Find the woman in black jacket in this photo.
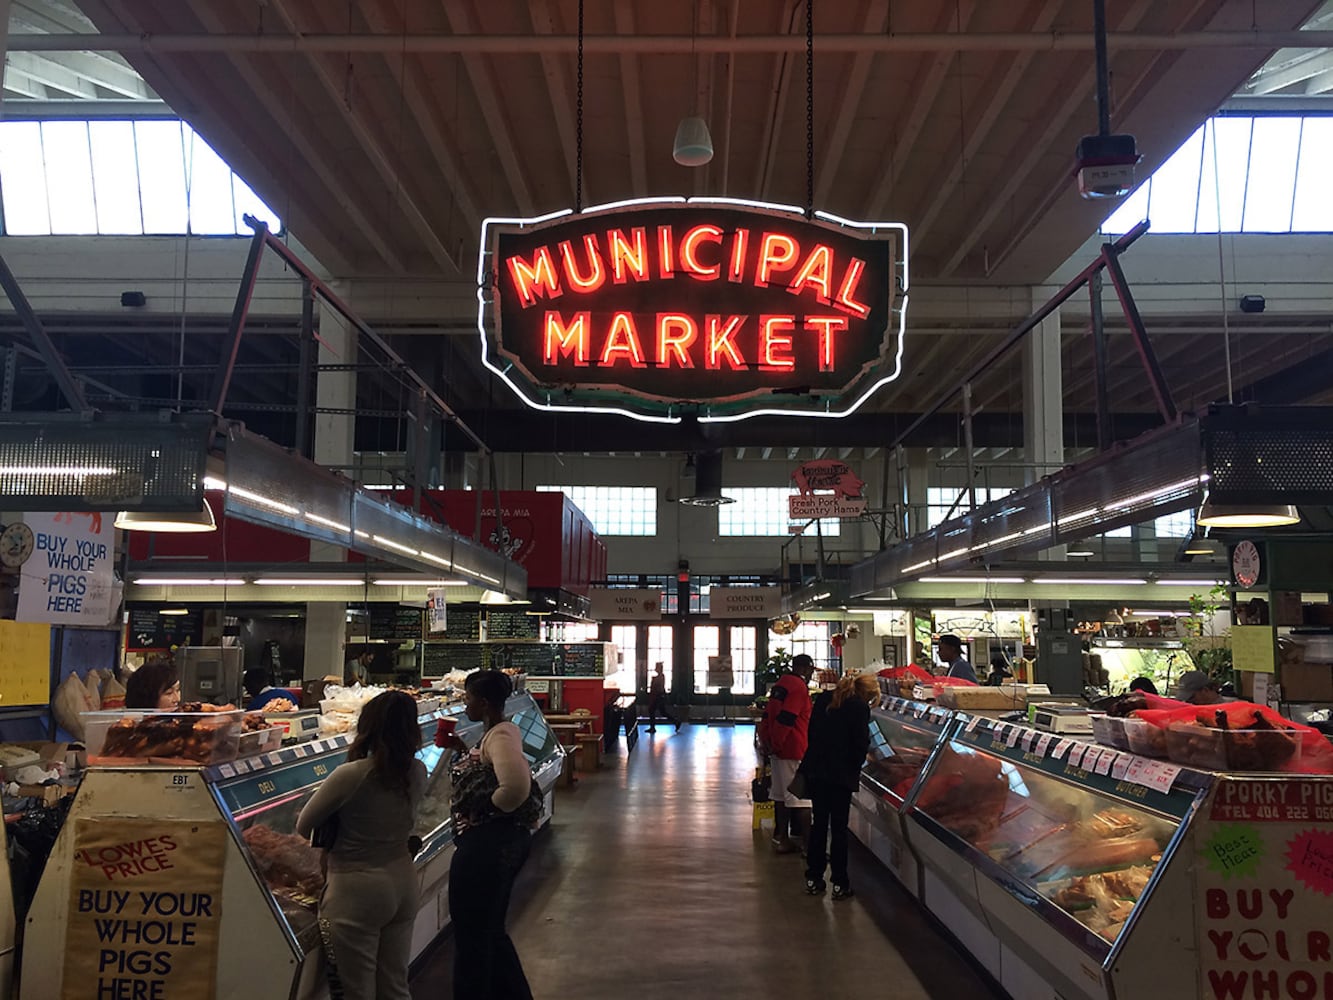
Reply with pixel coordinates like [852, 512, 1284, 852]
[801, 673, 879, 900]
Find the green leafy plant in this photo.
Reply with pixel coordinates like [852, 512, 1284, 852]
[1187, 583, 1234, 686]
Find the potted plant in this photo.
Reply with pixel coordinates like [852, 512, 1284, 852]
[1187, 583, 1234, 689]
[751, 646, 792, 715]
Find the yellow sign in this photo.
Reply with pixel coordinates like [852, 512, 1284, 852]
[64, 818, 226, 1000]
[0, 619, 52, 706]
[1230, 625, 1276, 674]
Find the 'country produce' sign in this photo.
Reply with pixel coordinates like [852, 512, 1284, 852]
[479, 199, 908, 422]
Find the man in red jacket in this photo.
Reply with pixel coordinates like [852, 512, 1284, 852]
[760, 653, 815, 854]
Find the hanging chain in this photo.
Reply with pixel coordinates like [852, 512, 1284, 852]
[805, 0, 815, 218]
[575, 0, 585, 213]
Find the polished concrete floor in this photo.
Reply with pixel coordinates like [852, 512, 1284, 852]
[411, 722, 1006, 999]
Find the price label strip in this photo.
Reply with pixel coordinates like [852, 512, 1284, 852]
[1005, 726, 1022, 748]
[964, 716, 981, 733]
[1035, 733, 1054, 756]
[1110, 752, 1131, 780]
[1052, 739, 1073, 760]
[1094, 748, 1115, 776]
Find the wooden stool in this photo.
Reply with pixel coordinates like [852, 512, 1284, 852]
[576, 732, 602, 770]
[560, 748, 579, 787]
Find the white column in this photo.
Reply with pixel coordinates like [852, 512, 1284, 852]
[1025, 303, 1064, 561]
[307, 283, 357, 678]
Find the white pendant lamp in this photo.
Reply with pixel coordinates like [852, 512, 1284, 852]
[114, 504, 217, 533]
[672, 116, 714, 167]
[1196, 497, 1300, 529]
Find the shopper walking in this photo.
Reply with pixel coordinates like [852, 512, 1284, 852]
[445, 669, 541, 1000]
[802, 673, 878, 900]
[296, 690, 426, 1000]
[645, 661, 681, 733]
[761, 653, 815, 854]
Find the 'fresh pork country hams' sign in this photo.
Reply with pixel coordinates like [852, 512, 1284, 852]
[479, 199, 907, 422]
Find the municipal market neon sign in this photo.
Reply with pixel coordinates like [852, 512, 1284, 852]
[477, 198, 908, 423]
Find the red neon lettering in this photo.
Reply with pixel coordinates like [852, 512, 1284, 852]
[756, 233, 799, 287]
[542, 312, 590, 366]
[557, 235, 606, 293]
[656, 314, 697, 368]
[600, 312, 647, 368]
[680, 225, 724, 281]
[805, 316, 849, 372]
[506, 247, 562, 308]
[759, 315, 796, 370]
[833, 257, 872, 318]
[657, 226, 675, 279]
[705, 315, 747, 370]
[608, 228, 649, 283]
[788, 244, 834, 303]
[728, 229, 749, 283]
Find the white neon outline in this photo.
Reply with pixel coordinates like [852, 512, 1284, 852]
[477, 196, 910, 424]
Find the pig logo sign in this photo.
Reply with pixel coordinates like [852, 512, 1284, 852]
[792, 460, 865, 499]
[479, 197, 908, 424]
[788, 460, 867, 520]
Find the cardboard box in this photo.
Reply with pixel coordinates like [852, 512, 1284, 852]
[1281, 661, 1333, 703]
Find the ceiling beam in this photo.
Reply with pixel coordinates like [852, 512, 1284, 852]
[910, 0, 1063, 245]
[755, 0, 802, 199]
[4, 51, 100, 98]
[3, 67, 51, 99]
[814, 0, 888, 206]
[443, 0, 536, 217]
[1249, 48, 1333, 94]
[865, 0, 978, 220]
[267, 0, 458, 273]
[612, 1, 648, 194]
[528, 0, 586, 208]
[942, 0, 1155, 277]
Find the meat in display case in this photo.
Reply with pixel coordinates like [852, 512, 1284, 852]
[20, 692, 564, 1000]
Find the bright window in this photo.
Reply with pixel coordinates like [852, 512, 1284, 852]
[717, 486, 841, 536]
[779, 620, 833, 676]
[692, 625, 721, 695]
[0, 119, 281, 236]
[1103, 115, 1333, 236]
[926, 487, 1014, 528]
[729, 625, 758, 695]
[1153, 510, 1193, 538]
[608, 624, 637, 694]
[537, 486, 657, 536]
[647, 625, 674, 692]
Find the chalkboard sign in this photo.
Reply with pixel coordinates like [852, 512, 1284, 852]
[445, 608, 482, 642]
[368, 605, 423, 642]
[485, 609, 541, 641]
[422, 643, 486, 676]
[503, 642, 605, 677]
[127, 606, 203, 651]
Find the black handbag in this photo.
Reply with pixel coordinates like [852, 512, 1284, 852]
[786, 768, 809, 800]
[309, 814, 339, 850]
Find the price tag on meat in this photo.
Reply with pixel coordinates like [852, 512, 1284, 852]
[1094, 748, 1115, 776]
[1052, 739, 1073, 760]
[1111, 753, 1131, 780]
[1144, 760, 1182, 794]
[1035, 733, 1053, 756]
[1005, 726, 1022, 748]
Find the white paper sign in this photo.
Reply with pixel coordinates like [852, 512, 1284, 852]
[706, 655, 734, 688]
[708, 586, 782, 619]
[589, 588, 663, 621]
[1035, 733, 1054, 756]
[17, 511, 117, 626]
[427, 588, 448, 633]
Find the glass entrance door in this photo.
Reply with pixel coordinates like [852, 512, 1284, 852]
[688, 622, 762, 700]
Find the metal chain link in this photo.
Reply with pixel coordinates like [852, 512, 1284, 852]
[576, 0, 585, 213]
[805, 0, 814, 218]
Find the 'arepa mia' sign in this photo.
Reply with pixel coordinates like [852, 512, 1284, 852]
[478, 198, 908, 424]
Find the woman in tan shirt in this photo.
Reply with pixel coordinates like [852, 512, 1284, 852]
[446, 669, 538, 999]
[296, 690, 425, 999]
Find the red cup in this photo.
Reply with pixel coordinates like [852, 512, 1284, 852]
[434, 717, 458, 748]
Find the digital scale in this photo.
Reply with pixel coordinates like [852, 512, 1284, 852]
[266, 711, 322, 743]
[1029, 703, 1097, 734]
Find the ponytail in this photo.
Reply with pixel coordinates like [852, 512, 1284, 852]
[830, 673, 879, 710]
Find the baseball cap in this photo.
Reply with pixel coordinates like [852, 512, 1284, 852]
[1175, 670, 1215, 699]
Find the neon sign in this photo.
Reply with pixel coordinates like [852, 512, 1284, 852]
[478, 198, 908, 423]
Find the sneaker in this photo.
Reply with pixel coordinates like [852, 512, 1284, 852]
[805, 878, 827, 895]
[674, 721, 682, 732]
[831, 884, 855, 901]
[771, 837, 800, 855]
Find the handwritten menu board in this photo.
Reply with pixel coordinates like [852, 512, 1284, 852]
[422, 643, 485, 676]
[503, 642, 606, 677]
[444, 608, 482, 642]
[485, 609, 541, 641]
[368, 605, 423, 641]
[126, 607, 204, 651]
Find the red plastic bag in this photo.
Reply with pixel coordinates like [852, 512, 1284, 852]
[1133, 701, 1333, 775]
[878, 664, 933, 683]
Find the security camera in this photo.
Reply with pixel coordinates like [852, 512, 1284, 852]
[1074, 133, 1141, 200]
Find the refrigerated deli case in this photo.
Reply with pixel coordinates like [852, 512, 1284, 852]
[20, 693, 562, 1000]
[853, 699, 1333, 1000]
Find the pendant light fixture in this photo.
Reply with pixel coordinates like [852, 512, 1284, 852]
[1196, 497, 1300, 529]
[678, 450, 734, 506]
[672, 1, 714, 167]
[114, 503, 217, 533]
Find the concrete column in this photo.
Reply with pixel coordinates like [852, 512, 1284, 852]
[1024, 302, 1064, 561]
[308, 282, 357, 674]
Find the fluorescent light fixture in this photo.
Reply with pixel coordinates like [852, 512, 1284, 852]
[1197, 498, 1300, 528]
[1066, 549, 1096, 557]
[304, 512, 352, 533]
[115, 506, 217, 533]
[0, 465, 116, 476]
[373, 534, 419, 557]
[205, 476, 299, 516]
[132, 577, 244, 586]
[1154, 579, 1225, 587]
[1105, 476, 1206, 512]
[371, 579, 468, 587]
[254, 578, 369, 587]
[1129, 609, 1191, 617]
[158, 608, 190, 616]
[480, 589, 514, 605]
[917, 576, 1026, 585]
[1184, 545, 1217, 555]
[1028, 577, 1147, 586]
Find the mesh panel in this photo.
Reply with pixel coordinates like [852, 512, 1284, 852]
[0, 416, 208, 510]
[1207, 424, 1333, 503]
